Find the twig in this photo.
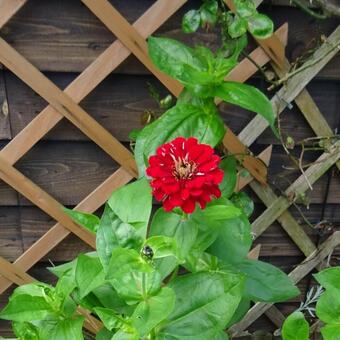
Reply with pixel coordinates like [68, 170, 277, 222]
[291, 0, 329, 19]
[268, 38, 340, 90]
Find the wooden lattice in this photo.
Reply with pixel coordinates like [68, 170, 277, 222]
[0, 0, 339, 336]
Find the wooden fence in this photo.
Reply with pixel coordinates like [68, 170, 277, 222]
[0, 0, 339, 337]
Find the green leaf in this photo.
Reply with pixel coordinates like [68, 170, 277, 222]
[200, 1, 219, 25]
[192, 198, 242, 222]
[219, 156, 237, 198]
[321, 324, 340, 340]
[49, 260, 76, 278]
[11, 282, 53, 299]
[63, 208, 99, 233]
[96, 328, 115, 340]
[231, 192, 254, 217]
[316, 289, 340, 324]
[135, 103, 225, 176]
[96, 204, 143, 271]
[184, 252, 219, 273]
[108, 178, 152, 234]
[148, 36, 236, 95]
[13, 321, 40, 340]
[143, 236, 179, 260]
[106, 248, 162, 304]
[149, 209, 198, 278]
[131, 287, 175, 336]
[157, 272, 243, 339]
[247, 13, 274, 39]
[314, 267, 340, 292]
[209, 214, 252, 264]
[150, 209, 198, 260]
[236, 259, 300, 302]
[182, 10, 201, 33]
[282, 311, 309, 340]
[94, 307, 128, 331]
[234, 0, 256, 18]
[75, 254, 105, 299]
[55, 272, 77, 317]
[226, 298, 250, 327]
[0, 285, 56, 322]
[112, 329, 139, 340]
[214, 82, 277, 136]
[228, 15, 247, 39]
[50, 316, 84, 340]
[148, 37, 202, 82]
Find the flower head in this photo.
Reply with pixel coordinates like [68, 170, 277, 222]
[146, 137, 224, 214]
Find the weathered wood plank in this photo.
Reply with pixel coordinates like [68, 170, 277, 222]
[1, 0, 185, 169]
[0, 71, 11, 140]
[0, 37, 138, 177]
[82, 0, 183, 97]
[1, 1, 339, 78]
[252, 140, 340, 238]
[0, 156, 97, 248]
[3, 71, 338, 144]
[0, 207, 23, 261]
[250, 180, 317, 256]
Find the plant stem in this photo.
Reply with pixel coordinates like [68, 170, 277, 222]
[291, 0, 328, 19]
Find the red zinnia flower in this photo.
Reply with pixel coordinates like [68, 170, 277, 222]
[146, 137, 224, 214]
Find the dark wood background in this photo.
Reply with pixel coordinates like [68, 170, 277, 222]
[0, 0, 339, 336]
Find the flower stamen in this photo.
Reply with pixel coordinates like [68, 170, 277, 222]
[173, 157, 197, 180]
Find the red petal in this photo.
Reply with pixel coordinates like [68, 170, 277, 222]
[181, 198, 196, 214]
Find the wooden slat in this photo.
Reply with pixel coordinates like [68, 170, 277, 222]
[0, 156, 96, 248]
[230, 231, 340, 335]
[0, 167, 133, 294]
[81, 0, 183, 97]
[0, 0, 26, 28]
[236, 145, 272, 191]
[250, 181, 317, 256]
[0, 256, 34, 286]
[0, 37, 137, 178]
[0, 0, 186, 166]
[252, 140, 340, 238]
[239, 26, 340, 146]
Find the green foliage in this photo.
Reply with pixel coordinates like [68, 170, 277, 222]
[182, 10, 201, 33]
[247, 13, 274, 39]
[219, 156, 237, 198]
[236, 259, 300, 302]
[131, 287, 175, 336]
[209, 214, 252, 264]
[157, 272, 243, 339]
[282, 311, 309, 340]
[64, 208, 100, 233]
[214, 82, 277, 136]
[75, 254, 105, 299]
[0, 4, 299, 338]
[96, 178, 152, 270]
[181, 0, 273, 40]
[314, 266, 340, 338]
[231, 191, 254, 217]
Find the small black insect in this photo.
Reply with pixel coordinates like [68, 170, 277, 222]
[141, 245, 154, 260]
